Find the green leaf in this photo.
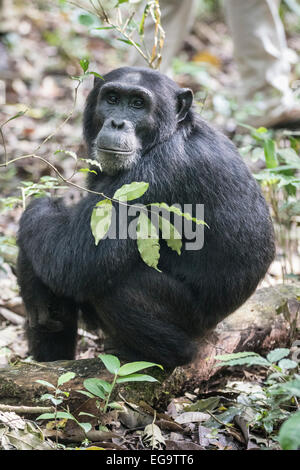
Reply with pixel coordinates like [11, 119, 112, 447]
[98, 354, 120, 375]
[57, 372, 76, 386]
[277, 148, 300, 167]
[78, 13, 94, 26]
[35, 380, 56, 389]
[49, 397, 63, 406]
[79, 422, 92, 434]
[79, 168, 98, 175]
[113, 182, 149, 201]
[55, 412, 76, 420]
[276, 379, 300, 398]
[70, 75, 84, 82]
[107, 402, 124, 410]
[36, 413, 56, 420]
[238, 123, 270, 142]
[151, 203, 208, 226]
[83, 379, 108, 399]
[80, 58, 89, 73]
[264, 139, 278, 169]
[77, 390, 95, 399]
[215, 351, 270, 367]
[116, 373, 158, 383]
[256, 126, 268, 135]
[279, 411, 300, 450]
[89, 71, 104, 80]
[79, 158, 102, 170]
[0, 109, 27, 127]
[205, 407, 242, 429]
[40, 393, 55, 401]
[37, 411, 75, 421]
[139, 3, 151, 36]
[93, 26, 116, 30]
[118, 361, 163, 376]
[54, 149, 78, 160]
[267, 348, 290, 363]
[184, 396, 220, 412]
[136, 212, 161, 271]
[158, 216, 182, 255]
[85, 377, 112, 394]
[90, 199, 113, 245]
[117, 38, 140, 47]
[278, 359, 298, 370]
[216, 356, 270, 367]
[78, 412, 96, 418]
[215, 352, 262, 361]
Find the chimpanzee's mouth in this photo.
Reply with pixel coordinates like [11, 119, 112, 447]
[98, 147, 134, 155]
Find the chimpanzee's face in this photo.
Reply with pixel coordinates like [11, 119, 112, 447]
[92, 74, 156, 175]
[86, 68, 193, 175]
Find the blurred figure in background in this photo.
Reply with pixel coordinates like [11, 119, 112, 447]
[129, 0, 300, 128]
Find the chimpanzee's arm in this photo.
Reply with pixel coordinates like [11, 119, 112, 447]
[17, 195, 140, 301]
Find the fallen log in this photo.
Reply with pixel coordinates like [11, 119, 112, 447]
[185, 283, 300, 384]
[0, 283, 299, 409]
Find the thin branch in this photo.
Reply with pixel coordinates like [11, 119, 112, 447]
[0, 152, 153, 215]
[0, 404, 55, 414]
[0, 125, 7, 165]
[67, 0, 162, 67]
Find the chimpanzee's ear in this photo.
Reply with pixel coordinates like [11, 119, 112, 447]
[176, 88, 193, 122]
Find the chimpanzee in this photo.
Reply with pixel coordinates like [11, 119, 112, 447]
[17, 67, 275, 369]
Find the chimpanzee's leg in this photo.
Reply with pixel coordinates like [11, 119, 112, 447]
[93, 267, 199, 370]
[17, 249, 79, 361]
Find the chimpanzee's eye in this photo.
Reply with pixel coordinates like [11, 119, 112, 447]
[107, 93, 119, 104]
[131, 97, 144, 109]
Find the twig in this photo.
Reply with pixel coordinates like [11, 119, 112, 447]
[0, 125, 7, 165]
[0, 404, 54, 414]
[67, 0, 164, 67]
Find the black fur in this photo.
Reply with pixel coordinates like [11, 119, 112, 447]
[17, 67, 275, 368]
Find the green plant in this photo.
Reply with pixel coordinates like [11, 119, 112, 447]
[214, 348, 300, 449]
[66, 0, 165, 69]
[79, 354, 163, 414]
[0, 176, 68, 212]
[36, 372, 92, 438]
[238, 125, 300, 279]
[34, 355, 163, 445]
[278, 409, 300, 450]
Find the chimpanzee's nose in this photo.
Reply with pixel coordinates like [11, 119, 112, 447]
[111, 119, 125, 130]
